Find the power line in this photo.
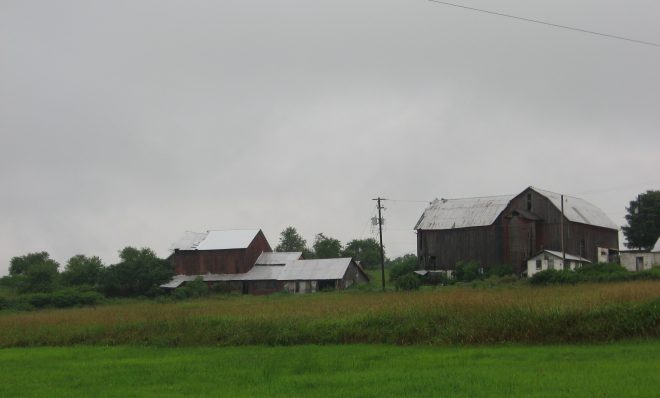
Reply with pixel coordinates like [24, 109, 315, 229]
[427, 0, 660, 48]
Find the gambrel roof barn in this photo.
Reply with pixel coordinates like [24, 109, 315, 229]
[415, 187, 619, 274]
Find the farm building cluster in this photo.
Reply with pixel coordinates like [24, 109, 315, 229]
[161, 229, 369, 294]
[415, 186, 622, 276]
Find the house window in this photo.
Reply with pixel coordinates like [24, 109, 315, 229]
[548, 257, 555, 270]
[535, 260, 542, 270]
[527, 193, 532, 211]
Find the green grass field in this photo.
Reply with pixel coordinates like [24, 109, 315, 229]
[0, 342, 658, 397]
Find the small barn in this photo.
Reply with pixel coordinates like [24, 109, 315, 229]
[526, 250, 591, 277]
[278, 258, 369, 293]
[619, 238, 660, 271]
[169, 229, 271, 275]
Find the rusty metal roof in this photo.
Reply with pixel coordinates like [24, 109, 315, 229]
[530, 188, 618, 230]
[414, 195, 513, 230]
[255, 252, 302, 265]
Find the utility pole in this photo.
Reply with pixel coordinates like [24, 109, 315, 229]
[372, 197, 386, 291]
[561, 194, 566, 266]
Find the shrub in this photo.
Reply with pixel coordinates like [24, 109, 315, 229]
[487, 264, 515, 277]
[394, 273, 420, 291]
[455, 261, 481, 282]
[530, 269, 579, 285]
[183, 277, 209, 298]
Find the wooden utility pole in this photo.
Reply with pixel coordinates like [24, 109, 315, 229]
[372, 197, 386, 291]
[561, 194, 566, 265]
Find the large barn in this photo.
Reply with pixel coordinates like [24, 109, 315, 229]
[415, 187, 619, 274]
[163, 229, 369, 294]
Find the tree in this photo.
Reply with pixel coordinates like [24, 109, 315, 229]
[622, 190, 660, 250]
[341, 238, 383, 269]
[388, 254, 418, 282]
[9, 252, 60, 293]
[61, 255, 104, 287]
[100, 247, 173, 297]
[275, 227, 307, 252]
[312, 233, 342, 258]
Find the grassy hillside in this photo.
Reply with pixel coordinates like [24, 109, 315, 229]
[1, 280, 659, 347]
[1, 343, 659, 397]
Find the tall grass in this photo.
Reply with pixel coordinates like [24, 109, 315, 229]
[0, 281, 659, 347]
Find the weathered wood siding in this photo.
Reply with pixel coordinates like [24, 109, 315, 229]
[170, 230, 272, 275]
[417, 188, 619, 274]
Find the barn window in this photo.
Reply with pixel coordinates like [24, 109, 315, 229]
[526, 193, 532, 211]
[429, 256, 437, 269]
[548, 257, 555, 270]
[535, 260, 542, 270]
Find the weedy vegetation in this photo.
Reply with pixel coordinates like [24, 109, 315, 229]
[0, 280, 658, 347]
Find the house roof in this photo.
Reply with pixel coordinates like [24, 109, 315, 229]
[652, 238, 660, 253]
[530, 187, 618, 230]
[414, 187, 618, 231]
[170, 229, 261, 251]
[255, 252, 302, 265]
[414, 195, 514, 230]
[277, 258, 355, 281]
[530, 250, 591, 263]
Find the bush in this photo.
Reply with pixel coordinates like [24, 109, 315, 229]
[182, 277, 208, 298]
[455, 261, 482, 282]
[487, 264, 515, 277]
[3, 289, 104, 310]
[530, 269, 579, 285]
[394, 273, 420, 291]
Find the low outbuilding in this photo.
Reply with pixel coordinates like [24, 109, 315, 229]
[526, 250, 591, 277]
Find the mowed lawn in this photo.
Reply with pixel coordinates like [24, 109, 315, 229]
[0, 342, 658, 398]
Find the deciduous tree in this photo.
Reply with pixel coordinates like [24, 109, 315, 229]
[622, 190, 660, 250]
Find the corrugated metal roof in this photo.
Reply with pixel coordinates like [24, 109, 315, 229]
[170, 231, 208, 251]
[652, 238, 660, 253]
[414, 195, 513, 230]
[160, 275, 197, 288]
[171, 229, 261, 251]
[532, 250, 591, 263]
[196, 229, 260, 250]
[277, 258, 353, 281]
[530, 187, 618, 230]
[255, 252, 302, 265]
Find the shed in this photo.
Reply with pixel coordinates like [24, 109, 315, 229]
[619, 238, 660, 271]
[526, 250, 591, 277]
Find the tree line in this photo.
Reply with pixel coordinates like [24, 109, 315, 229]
[274, 226, 384, 268]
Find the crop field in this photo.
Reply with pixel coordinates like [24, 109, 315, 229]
[1, 280, 659, 347]
[1, 342, 659, 397]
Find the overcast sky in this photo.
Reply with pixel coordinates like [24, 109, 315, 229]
[1, 0, 659, 274]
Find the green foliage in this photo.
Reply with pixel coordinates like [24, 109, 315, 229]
[622, 190, 660, 250]
[312, 233, 342, 258]
[454, 260, 481, 282]
[486, 264, 515, 277]
[275, 227, 308, 252]
[182, 277, 209, 298]
[341, 238, 382, 269]
[2, 288, 104, 310]
[100, 247, 173, 297]
[9, 252, 60, 293]
[61, 255, 104, 287]
[388, 254, 417, 282]
[394, 273, 420, 291]
[530, 269, 579, 285]
[531, 263, 660, 285]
